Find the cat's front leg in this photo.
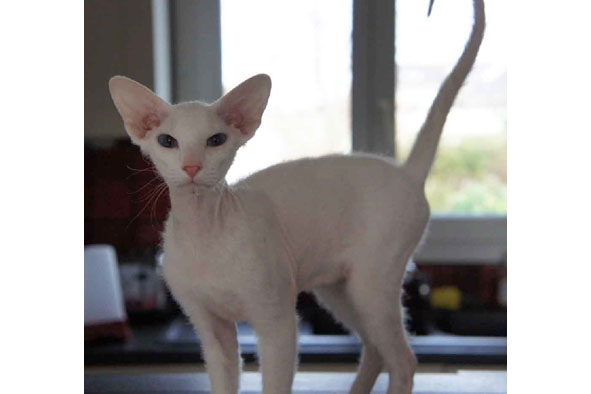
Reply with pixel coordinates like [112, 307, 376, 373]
[252, 310, 298, 394]
[187, 305, 241, 394]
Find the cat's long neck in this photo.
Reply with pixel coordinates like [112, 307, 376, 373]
[168, 181, 238, 226]
[168, 187, 202, 221]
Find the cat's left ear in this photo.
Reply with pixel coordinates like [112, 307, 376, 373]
[109, 76, 172, 144]
[215, 74, 271, 141]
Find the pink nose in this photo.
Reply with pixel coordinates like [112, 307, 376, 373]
[183, 165, 201, 179]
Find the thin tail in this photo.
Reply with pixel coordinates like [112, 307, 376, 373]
[403, 0, 485, 185]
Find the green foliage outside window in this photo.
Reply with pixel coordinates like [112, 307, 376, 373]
[400, 131, 507, 215]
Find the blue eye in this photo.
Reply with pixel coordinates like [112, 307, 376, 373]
[206, 133, 227, 147]
[158, 134, 178, 148]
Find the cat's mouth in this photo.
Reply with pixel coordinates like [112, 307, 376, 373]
[177, 179, 214, 189]
[178, 179, 201, 187]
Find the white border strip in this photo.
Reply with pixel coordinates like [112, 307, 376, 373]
[151, 0, 172, 103]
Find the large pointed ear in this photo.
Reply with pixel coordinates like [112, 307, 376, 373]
[108, 76, 172, 143]
[215, 74, 271, 139]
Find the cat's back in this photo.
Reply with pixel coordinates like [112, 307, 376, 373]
[238, 154, 429, 273]
[240, 153, 422, 202]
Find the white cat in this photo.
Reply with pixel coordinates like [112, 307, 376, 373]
[109, 1, 484, 392]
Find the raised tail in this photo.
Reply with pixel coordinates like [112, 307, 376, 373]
[403, 0, 485, 185]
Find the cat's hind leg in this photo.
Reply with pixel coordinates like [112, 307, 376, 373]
[314, 282, 384, 394]
[346, 262, 417, 394]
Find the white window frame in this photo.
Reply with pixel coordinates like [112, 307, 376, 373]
[153, 0, 222, 103]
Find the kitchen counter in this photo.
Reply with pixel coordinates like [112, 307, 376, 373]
[85, 316, 506, 366]
[85, 370, 507, 393]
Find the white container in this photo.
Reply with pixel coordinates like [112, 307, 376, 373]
[84, 244, 127, 326]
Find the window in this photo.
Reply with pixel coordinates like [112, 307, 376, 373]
[220, 0, 506, 216]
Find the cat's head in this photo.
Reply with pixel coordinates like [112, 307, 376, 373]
[109, 74, 271, 189]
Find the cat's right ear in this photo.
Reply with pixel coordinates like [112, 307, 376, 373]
[108, 76, 172, 144]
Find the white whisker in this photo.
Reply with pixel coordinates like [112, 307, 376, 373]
[128, 175, 163, 195]
[126, 181, 168, 228]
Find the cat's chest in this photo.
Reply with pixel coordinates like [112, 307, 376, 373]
[162, 214, 245, 283]
[160, 212, 256, 318]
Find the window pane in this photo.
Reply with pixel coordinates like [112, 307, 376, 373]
[221, 0, 353, 184]
[396, 0, 506, 214]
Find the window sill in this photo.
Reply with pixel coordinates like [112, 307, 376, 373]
[414, 215, 507, 265]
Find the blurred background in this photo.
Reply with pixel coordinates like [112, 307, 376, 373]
[85, 0, 506, 387]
